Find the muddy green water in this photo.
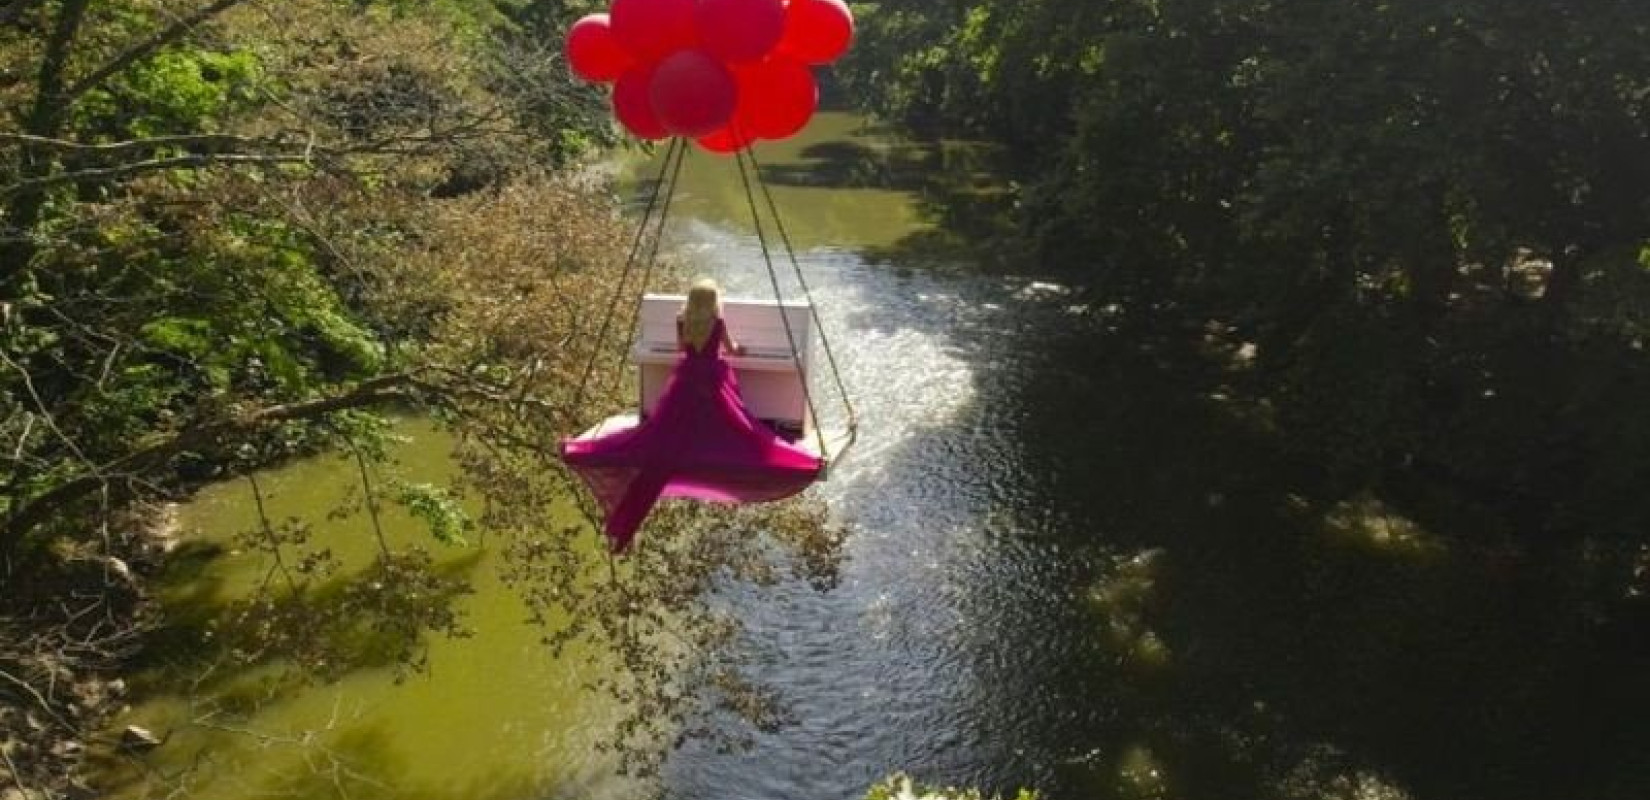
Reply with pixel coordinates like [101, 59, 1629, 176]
[97, 418, 628, 800]
[98, 113, 1650, 800]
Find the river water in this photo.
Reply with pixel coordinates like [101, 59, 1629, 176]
[96, 114, 1650, 800]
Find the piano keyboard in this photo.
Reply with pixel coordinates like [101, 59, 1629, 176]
[640, 344, 795, 361]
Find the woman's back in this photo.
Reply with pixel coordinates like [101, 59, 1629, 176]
[680, 316, 726, 357]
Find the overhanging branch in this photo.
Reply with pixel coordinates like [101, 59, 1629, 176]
[0, 152, 328, 196]
[1, 372, 415, 543]
[0, 131, 276, 155]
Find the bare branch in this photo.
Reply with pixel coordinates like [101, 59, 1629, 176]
[0, 665, 71, 730]
[344, 437, 393, 561]
[0, 121, 515, 196]
[246, 472, 298, 594]
[2, 372, 417, 543]
[0, 347, 100, 476]
[0, 131, 281, 155]
[0, 740, 27, 796]
[0, 152, 328, 197]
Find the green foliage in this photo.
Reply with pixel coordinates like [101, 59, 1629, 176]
[139, 317, 215, 358]
[0, 0, 617, 558]
[77, 48, 265, 138]
[389, 481, 473, 546]
[848, 0, 1650, 543]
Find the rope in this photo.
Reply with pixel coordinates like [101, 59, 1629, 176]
[734, 146, 830, 459]
[569, 137, 683, 429]
[744, 146, 859, 447]
[568, 138, 683, 551]
[568, 137, 861, 555]
[605, 139, 690, 400]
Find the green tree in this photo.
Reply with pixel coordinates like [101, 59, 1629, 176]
[848, 0, 1650, 540]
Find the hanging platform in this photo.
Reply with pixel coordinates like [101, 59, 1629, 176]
[570, 293, 854, 479]
[557, 141, 860, 551]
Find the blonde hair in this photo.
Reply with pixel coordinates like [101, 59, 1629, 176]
[680, 278, 721, 350]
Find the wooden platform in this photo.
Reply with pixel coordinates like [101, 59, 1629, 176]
[573, 412, 853, 478]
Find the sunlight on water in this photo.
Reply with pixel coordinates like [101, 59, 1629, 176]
[623, 117, 1129, 800]
[669, 220, 980, 482]
[1320, 493, 1446, 560]
[1277, 748, 1416, 800]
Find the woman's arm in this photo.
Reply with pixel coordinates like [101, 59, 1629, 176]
[722, 327, 746, 356]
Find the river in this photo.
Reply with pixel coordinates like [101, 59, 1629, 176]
[93, 113, 1650, 800]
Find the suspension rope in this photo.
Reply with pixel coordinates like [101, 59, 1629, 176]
[734, 146, 830, 459]
[568, 138, 684, 548]
[605, 139, 690, 400]
[744, 146, 859, 447]
[569, 137, 859, 556]
[569, 137, 684, 429]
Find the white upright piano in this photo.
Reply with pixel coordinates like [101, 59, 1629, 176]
[632, 293, 816, 438]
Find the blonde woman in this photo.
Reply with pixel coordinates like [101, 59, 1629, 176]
[677, 277, 747, 356]
[561, 278, 820, 552]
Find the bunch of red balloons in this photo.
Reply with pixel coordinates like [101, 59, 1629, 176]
[564, 0, 853, 154]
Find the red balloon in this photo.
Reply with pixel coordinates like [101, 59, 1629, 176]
[613, 64, 669, 140]
[696, 0, 786, 63]
[649, 50, 737, 138]
[735, 56, 818, 140]
[697, 126, 753, 155]
[778, 0, 854, 65]
[611, 0, 697, 63]
[565, 14, 632, 82]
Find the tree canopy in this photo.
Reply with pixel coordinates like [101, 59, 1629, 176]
[846, 0, 1650, 542]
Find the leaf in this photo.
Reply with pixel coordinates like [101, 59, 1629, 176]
[139, 316, 216, 357]
[390, 481, 473, 546]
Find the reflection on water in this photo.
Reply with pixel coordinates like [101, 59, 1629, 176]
[96, 422, 636, 800]
[104, 113, 1650, 800]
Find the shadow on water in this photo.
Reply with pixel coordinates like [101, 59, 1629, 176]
[131, 545, 483, 696]
[94, 423, 633, 800]
[717, 121, 1650, 797]
[993, 317, 1650, 800]
[632, 118, 1022, 272]
[94, 538, 489, 798]
[758, 134, 1022, 272]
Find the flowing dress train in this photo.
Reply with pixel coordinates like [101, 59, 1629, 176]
[560, 318, 823, 551]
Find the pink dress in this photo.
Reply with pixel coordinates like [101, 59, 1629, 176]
[560, 318, 823, 552]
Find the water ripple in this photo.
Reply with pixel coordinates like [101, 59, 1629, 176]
[664, 219, 1099, 800]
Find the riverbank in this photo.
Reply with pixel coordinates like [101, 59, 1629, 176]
[1, 505, 179, 799]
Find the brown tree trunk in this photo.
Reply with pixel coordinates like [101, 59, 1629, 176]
[2, 0, 90, 294]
